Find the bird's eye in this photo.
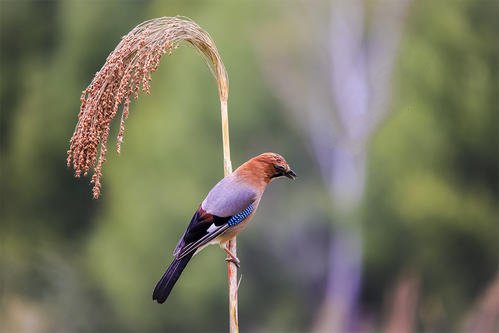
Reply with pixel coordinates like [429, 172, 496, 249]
[274, 164, 286, 173]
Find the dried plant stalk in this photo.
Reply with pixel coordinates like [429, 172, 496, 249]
[67, 16, 228, 198]
[67, 16, 239, 332]
[222, 99, 239, 333]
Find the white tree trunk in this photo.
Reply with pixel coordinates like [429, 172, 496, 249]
[313, 146, 365, 333]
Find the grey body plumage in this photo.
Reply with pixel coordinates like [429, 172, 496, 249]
[201, 174, 257, 217]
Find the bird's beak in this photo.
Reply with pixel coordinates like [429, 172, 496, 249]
[285, 169, 297, 180]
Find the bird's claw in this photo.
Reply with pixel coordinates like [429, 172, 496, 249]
[225, 256, 241, 268]
[224, 246, 241, 268]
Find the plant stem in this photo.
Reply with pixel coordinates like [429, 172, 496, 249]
[227, 238, 239, 333]
[220, 98, 239, 333]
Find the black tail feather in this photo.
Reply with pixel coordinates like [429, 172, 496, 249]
[152, 252, 194, 304]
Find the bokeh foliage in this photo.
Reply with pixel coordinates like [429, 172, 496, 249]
[1, 1, 497, 332]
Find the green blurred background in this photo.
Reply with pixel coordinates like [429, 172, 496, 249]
[1, 1, 497, 332]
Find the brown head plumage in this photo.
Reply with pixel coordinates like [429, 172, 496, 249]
[235, 152, 296, 185]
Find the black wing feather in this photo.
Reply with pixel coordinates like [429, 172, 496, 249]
[175, 224, 230, 259]
[173, 206, 230, 259]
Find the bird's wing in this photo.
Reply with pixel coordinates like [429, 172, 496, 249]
[174, 204, 254, 260]
[174, 210, 229, 260]
[173, 177, 258, 259]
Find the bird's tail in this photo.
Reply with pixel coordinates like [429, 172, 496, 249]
[152, 251, 194, 304]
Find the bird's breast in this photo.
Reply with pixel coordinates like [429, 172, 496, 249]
[215, 200, 260, 244]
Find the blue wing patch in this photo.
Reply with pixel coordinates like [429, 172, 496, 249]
[175, 204, 254, 259]
[227, 204, 254, 227]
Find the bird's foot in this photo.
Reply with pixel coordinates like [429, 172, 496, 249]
[224, 247, 241, 268]
[225, 256, 241, 268]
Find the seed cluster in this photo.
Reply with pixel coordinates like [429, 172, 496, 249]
[67, 17, 228, 198]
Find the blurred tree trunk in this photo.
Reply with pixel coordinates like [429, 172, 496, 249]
[461, 271, 499, 333]
[383, 272, 420, 333]
[261, 0, 411, 331]
[313, 147, 365, 333]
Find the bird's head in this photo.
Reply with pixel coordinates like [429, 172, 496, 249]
[243, 152, 297, 183]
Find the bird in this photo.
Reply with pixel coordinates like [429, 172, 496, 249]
[152, 152, 296, 304]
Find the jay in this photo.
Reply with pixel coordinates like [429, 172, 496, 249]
[153, 152, 296, 304]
